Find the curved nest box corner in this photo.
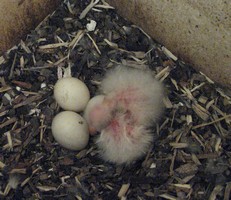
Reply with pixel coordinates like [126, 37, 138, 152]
[106, 0, 231, 89]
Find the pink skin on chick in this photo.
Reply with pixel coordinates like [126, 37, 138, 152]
[100, 67, 164, 125]
[84, 95, 116, 135]
[85, 91, 139, 136]
[88, 100, 114, 134]
[84, 67, 164, 164]
[97, 111, 153, 164]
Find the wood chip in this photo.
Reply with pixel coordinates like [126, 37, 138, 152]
[209, 185, 224, 200]
[0, 161, 6, 169]
[159, 193, 177, 200]
[79, 0, 100, 19]
[36, 185, 57, 192]
[118, 183, 130, 198]
[172, 183, 191, 190]
[224, 182, 231, 200]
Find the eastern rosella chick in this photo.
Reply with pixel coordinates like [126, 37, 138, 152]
[84, 66, 164, 164]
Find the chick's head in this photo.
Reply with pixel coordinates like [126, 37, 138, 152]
[84, 95, 117, 134]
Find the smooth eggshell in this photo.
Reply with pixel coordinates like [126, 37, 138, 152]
[51, 111, 89, 150]
[54, 77, 90, 112]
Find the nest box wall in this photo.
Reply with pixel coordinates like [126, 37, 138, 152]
[106, 0, 231, 89]
[0, 0, 230, 88]
[0, 0, 61, 55]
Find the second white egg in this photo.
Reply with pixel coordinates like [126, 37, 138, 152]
[51, 111, 89, 150]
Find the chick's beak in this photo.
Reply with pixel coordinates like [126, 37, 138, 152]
[89, 126, 97, 135]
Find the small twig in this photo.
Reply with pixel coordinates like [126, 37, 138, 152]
[20, 40, 31, 54]
[159, 193, 177, 200]
[169, 142, 188, 148]
[104, 38, 131, 54]
[0, 117, 17, 129]
[95, 4, 114, 9]
[209, 185, 224, 200]
[9, 53, 17, 79]
[118, 183, 130, 198]
[39, 43, 69, 49]
[5, 131, 13, 150]
[0, 161, 6, 169]
[69, 30, 85, 49]
[155, 66, 171, 80]
[0, 56, 5, 65]
[161, 46, 178, 61]
[13, 95, 42, 109]
[192, 114, 231, 129]
[169, 149, 177, 176]
[131, 25, 151, 39]
[224, 182, 231, 200]
[0, 86, 12, 93]
[21, 65, 53, 71]
[39, 114, 45, 143]
[86, 33, 101, 55]
[0, 110, 9, 117]
[79, 0, 100, 19]
[95, 0, 114, 9]
[12, 80, 32, 89]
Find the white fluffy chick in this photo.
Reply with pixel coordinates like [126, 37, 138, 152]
[84, 67, 164, 165]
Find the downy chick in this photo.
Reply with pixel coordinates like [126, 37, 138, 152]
[84, 66, 164, 164]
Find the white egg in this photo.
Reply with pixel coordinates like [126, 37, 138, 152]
[54, 77, 90, 112]
[51, 111, 89, 150]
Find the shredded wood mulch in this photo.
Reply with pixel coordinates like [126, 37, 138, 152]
[0, 0, 231, 199]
